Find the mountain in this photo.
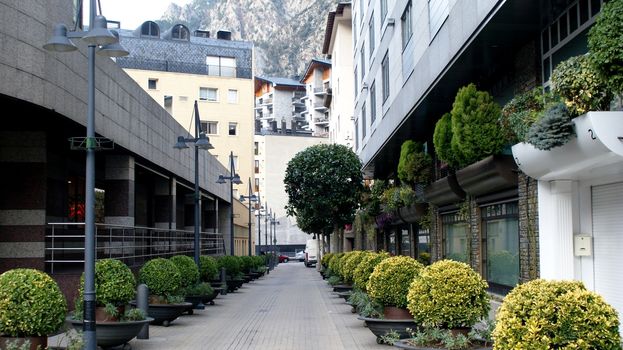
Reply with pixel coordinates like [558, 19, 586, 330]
[156, 0, 339, 78]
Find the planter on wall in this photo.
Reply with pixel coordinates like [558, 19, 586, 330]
[455, 154, 518, 196]
[397, 203, 428, 224]
[424, 172, 466, 206]
[512, 111, 623, 181]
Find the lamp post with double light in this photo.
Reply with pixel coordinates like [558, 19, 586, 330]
[239, 178, 257, 256]
[270, 211, 280, 267]
[217, 152, 242, 255]
[173, 100, 213, 271]
[44, 2, 129, 348]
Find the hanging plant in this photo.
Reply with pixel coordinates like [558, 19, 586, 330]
[500, 87, 548, 143]
[397, 140, 432, 186]
[587, 0, 623, 95]
[526, 102, 575, 150]
[433, 113, 458, 168]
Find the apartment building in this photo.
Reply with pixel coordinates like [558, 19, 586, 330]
[351, 0, 621, 325]
[322, 2, 355, 148]
[116, 24, 256, 253]
[254, 77, 307, 134]
[300, 58, 332, 137]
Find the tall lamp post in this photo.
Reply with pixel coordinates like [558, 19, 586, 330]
[44, 3, 129, 349]
[270, 212, 280, 267]
[174, 101, 214, 268]
[239, 178, 257, 256]
[216, 152, 242, 255]
[254, 193, 263, 254]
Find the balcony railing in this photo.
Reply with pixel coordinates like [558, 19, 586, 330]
[313, 87, 326, 95]
[314, 103, 328, 111]
[116, 57, 253, 79]
[45, 222, 224, 274]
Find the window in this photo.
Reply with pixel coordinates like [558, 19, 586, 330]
[228, 89, 238, 103]
[354, 67, 359, 96]
[381, 0, 388, 22]
[201, 121, 218, 135]
[164, 95, 172, 114]
[228, 122, 237, 136]
[140, 21, 159, 37]
[355, 120, 359, 150]
[172, 24, 189, 40]
[369, 13, 375, 57]
[402, 2, 413, 49]
[400, 227, 411, 256]
[148, 78, 157, 90]
[359, 0, 364, 24]
[360, 45, 366, 80]
[254, 142, 259, 155]
[254, 178, 260, 192]
[199, 87, 218, 102]
[254, 160, 259, 173]
[232, 155, 238, 170]
[416, 227, 430, 263]
[361, 103, 367, 138]
[442, 212, 469, 263]
[429, 0, 449, 39]
[382, 52, 390, 102]
[206, 55, 237, 77]
[482, 202, 519, 291]
[370, 82, 376, 123]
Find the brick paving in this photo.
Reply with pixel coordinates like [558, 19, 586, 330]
[52, 262, 387, 350]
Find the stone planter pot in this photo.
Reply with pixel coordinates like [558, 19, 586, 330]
[202, 287, 223, 305]
[0, 336, 47, 350]
[67, 316, 154, 349]
[335, 291, 352, 301]
[226, 279, 244, 292]
[357, 316, 418, 344]
[184, 295, 205, 314]
[393, 339, 492, 350]
[130, 301, 191, 326]
[332, 284, 353, 293]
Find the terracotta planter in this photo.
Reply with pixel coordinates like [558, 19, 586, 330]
[357, 316, 418, 344]
[68, 316, 154, 348]
[0, 336, 47, 350]
[383, 306, 413, 320]
[95, 305, 125, 322]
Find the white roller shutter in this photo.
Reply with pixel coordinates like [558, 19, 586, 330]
[592, 182, 623, 329]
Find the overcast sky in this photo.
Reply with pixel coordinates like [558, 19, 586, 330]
[85, 0, 193, 30]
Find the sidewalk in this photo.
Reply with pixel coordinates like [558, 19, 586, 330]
[53, 262, 386, 350]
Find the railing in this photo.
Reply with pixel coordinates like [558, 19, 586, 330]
[313, 87, 326, 95]
[116, 57, 253, 79]
[45, 223, 224, 274]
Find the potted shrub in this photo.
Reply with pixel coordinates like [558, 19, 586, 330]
[362, 256, 424, 344]
[217, 255, 243, 292]
[136, 257, 191, 326]
[170, 255, 207, 312]
[352, 251, 390, 292]
[588, 0, 623, 97]
[0, 269, 67, 350]
[69, 259, 152, 349]
[407, 260, 490, 333]
[335, 251, 367, 299]
[199, 255, 223, 302]
[492, 279, 620, 349]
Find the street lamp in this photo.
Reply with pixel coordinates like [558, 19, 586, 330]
[216, 152, 242, 255]
[174, 100, 213, 268]
[239, 178, 257, 256]
[271, 212, 280, 266]
[253, 193, 264, 254]
[44, 3, 129, 349]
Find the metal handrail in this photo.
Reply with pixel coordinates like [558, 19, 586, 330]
[45, 222, 224, 274]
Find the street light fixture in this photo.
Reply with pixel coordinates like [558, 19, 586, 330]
[173, 100, 213, 268]
[270, 211, 280, 269]
[239, 178, 258, 256]
[44, 2, 129, 349]
[253, 194, 264, 255]
[216, 152, 242, 255]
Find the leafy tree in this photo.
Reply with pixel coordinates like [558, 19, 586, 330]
[284, 144, 364, 236]
[433, 113, 457, 167]
[397, 140, 432, 186]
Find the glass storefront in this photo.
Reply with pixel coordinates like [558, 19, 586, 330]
[442, 212, 469, 263]
[482, 202, 519, 290]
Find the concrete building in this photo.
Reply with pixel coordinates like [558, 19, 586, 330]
[351, 0, 621, 328]
[322, 2, 355, 149]
[116, 23, 256, 254]
[300, 58, 332, 138]
[254, 77, 307, 134]
[0, 0, 236, 302]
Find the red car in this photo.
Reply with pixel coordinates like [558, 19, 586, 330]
[278, 254, 289, 263]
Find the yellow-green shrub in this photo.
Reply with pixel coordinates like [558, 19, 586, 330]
[407, 260, 490, 328]
[493, 279, 621, 350]
[353, 251, 390, 291]
[328, 252, 345, 279]
[321, 252, 334, 267]
[341, 251, 368, 284]
[367, 256, 423, 309]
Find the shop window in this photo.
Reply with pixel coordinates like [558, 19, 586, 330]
[442, 212, 469, 263]
[416, 227, 431, 264]
[482, 202, 519, 292]
[400, 227, 411, 256]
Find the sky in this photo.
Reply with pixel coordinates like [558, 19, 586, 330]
[84, 0, 193, 30]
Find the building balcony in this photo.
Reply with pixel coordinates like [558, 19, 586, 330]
[293, 113, 306, 121]
[314, 116, 329, 125]
[263, 98, 273, 105]
[313, 87, 326, 96]
[313, 103, 328, 112]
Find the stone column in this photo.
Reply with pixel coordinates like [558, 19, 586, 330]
[0, 131, 47, 271]
[154, 177, 175, 230]
[104, 155, 135, 227]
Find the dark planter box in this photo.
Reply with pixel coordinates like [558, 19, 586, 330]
[68, 316, 154, 348]
[202, 287, 222, 305]
[332, 284, 353, 293]
[357, 316, 418, 344]
[455, 154, 517, 197]
[130, 301, 191, 326]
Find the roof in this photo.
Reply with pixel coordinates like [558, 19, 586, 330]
[254, 76, 305, 92]
[300, 58, 332, 83]
[322, 2, 351, 54]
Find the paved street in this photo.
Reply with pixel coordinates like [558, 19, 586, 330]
[52, 262, 386, 350]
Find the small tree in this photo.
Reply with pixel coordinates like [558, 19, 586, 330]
[397, 140, 432, 186]
[284, 144, 363, 242]
[588, 0, 623, 95]
[433, 113, 457, 168]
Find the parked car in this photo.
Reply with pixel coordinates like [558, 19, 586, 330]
[304, 239, 318, 267]
[295, 250, 305, 262]
[278, 254, 289, 263]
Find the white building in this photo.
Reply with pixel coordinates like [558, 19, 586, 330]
[300, 58, 332, 137]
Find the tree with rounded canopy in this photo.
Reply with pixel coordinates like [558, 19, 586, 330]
[284, 144, 364, 238]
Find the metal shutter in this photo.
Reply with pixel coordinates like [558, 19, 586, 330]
[592, 182, 623, 327]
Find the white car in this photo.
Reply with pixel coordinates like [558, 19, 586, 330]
[295, 250, 305, 262]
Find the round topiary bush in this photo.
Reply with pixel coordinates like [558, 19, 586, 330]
[239, 256, 255, 274]
[397, 140, 432, 186]
[80, 258, 135, 306]
[321, 252, 334, 268]
[433, 112, 458, 168]
[492, 279, 621, 349]
[340, 251, 367, 285]
[199, 255, 219, 281]
[588, 0, 623, 94]
[353, 251, 390, 291]
[138, 258, 182, 298]
[328, 252, 345, 279]
[169, 255, 199, 288]
[551, 54, 612, 116]
[367, 256, 423, 309]
[407, 260, 490, 329]
[217, 255, 241, 278]
[0, 268, 67, 336]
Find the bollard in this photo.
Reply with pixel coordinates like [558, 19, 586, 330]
[220, 267, 227, 295]
[137, 284, 149, 339]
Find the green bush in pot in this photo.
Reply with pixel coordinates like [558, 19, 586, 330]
[169, 255, 199, 288]
[217, 255, 241, 279]
[588, 0, 623, 94]
[340, 250, 367, 285]
[492, 279, 620, 349]
[367, 256, 423, 309]
[199, 255, 219, 282]
[138, 258, 182, 302]
[352, 251, 390, 291]
[0, 268, 67, 337]
[407, 260, 490, 329]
